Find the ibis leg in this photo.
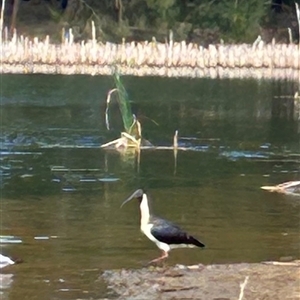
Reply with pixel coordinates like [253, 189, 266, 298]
[148, 250, 168, 265]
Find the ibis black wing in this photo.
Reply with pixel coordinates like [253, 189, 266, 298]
[150, 216, 205, 248]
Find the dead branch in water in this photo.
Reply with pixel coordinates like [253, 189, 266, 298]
[261, 181, 300, 196]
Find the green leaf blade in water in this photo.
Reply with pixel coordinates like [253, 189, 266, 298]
[113, 73, 134, 133]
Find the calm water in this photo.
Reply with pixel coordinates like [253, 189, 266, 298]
[0, 75, 299, 299]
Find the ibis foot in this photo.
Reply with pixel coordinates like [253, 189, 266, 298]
[146, 251, 169, 266]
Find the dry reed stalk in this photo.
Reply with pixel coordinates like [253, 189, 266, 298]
[167, 30, 173, 67]
[91, 20, 96, 43]
[288, 28, 293, 43]
[0, 28, 299, 78]
[68, 28, 73, 45]
[0, 0, 5, 43]
[80, 40, 86, 63]
[173, 130, 178, 149]
[296, 3, 300, 46]
[91, 21, 97, 63]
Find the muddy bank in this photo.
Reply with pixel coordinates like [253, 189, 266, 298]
[102, 261, 300, 300]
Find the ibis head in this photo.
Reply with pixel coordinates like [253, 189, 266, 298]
[121, 189, 144, 208]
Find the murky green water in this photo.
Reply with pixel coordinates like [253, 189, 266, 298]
[1, 75, 299, 299]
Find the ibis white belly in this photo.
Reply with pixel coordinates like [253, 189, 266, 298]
[140, 223, 171, 253]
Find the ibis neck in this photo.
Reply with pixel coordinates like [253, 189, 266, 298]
[140, 194, 150, 226]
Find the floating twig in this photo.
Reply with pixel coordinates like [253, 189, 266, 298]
[262, 261, 300, 266]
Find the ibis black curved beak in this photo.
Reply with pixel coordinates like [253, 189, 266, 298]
[121, 189, 144, 208]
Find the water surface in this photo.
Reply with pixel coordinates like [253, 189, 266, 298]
[0, 75, 299, 299]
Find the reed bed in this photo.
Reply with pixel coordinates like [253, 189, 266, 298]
[1, 29, 299, 80]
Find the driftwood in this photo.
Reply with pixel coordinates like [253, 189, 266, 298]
[261, 181, 300, 196]
[238, 276, 249, 300]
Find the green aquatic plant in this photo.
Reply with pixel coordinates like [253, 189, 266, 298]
[103, 73, 142, 150]
[103, 73, 181, 160]
[113, 73, 134, 133]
